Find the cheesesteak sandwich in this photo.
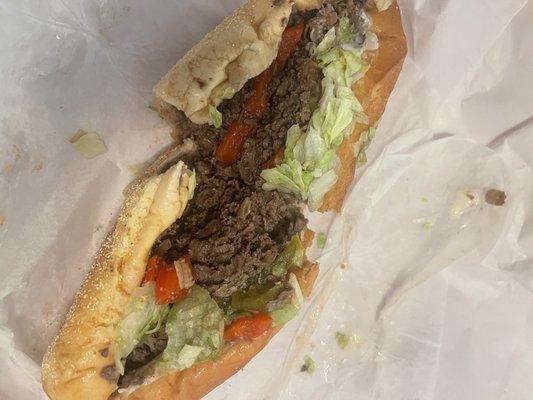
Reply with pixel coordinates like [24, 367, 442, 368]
[42, 0, 406, 399]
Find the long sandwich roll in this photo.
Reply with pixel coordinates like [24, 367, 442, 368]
[42, 0, 406, 399]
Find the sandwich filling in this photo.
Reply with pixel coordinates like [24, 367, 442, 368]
[114, 0, 376, 390]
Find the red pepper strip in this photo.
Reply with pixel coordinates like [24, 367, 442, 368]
[215, 22, 304, 165]
[223, 312, 273, 341]
[274, 21, 305, 71]
[243, 67, 274, 118]
[262, 146, 285, 169]
[214, 119, 254, 164]
[215, 68, 272, 164]
[143, 255, 159, 284]
[155, 261, 189, 305]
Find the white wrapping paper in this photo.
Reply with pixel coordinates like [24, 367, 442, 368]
[1, 0, 532, 399]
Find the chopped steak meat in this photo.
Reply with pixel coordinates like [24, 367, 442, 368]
[237, 49, 323, 184]
[307, 0, 371, 45]
[123, 325, 168, 374]
[156, 158, 306, 299]
[154, 0, 370, 304]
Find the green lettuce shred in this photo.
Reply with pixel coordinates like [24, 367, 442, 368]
[270, 303, 299, 327]
[354, 125, 376, 168]
[261, 20, 372, 210]
[337, 17, 356, 44]
[156, 285, 224, 371]
[187, 169, 197, 200]
[114, 283, 169, 374]
[270, 273, 304, 327]
[316, 232, 327, 249]
[208, 105, 222, 128]
[335, 331, 350, 349]
[374, 0, 393, 12]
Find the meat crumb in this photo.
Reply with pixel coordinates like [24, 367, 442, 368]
[485, 189, 506, 206]
[100, 365, 117, 382]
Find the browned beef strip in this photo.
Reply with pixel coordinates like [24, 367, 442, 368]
[157, 158, 306, 299]
[122, 325, 168, 375]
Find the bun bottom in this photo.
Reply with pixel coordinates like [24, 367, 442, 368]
[116, 262, 319, 400]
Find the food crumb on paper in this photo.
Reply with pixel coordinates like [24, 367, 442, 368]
[300, 355, 316, 374]
[485, 189, 506, 206]
[316, 232, 327, 249]
[413, 218, 433, 229]
[335, 331, 350, 349]
[11, 144, 22, 160]
[127, 162, 149, 177]
[334, 331, 360, 349]
[32, 162, 43, 172]
[421, 197, 428, 203]
[70, 130, 107, 159]
[0, 214, 5, 227]
[448, 189, 479, 220]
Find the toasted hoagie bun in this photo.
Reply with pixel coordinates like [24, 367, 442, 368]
[42, 147, 197, 400]
[154, 0, 293, 125]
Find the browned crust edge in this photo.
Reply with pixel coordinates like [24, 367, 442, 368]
[41, 145, 195, 400]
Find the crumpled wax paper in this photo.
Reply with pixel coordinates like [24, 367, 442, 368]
[1, 0, 532, 399]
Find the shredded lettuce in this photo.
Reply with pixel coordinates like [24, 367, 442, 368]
[337, 17, 356, 44]
[316, 232, 327, 249]
[114, 283, 169, 374]
[187, 169, 197, 200]
[307, 169, 338, 211]
[208, 105, 222, 128]
[176, 344, 204, 369]
[314, 27, 336, 55]
[363, 31, 379, 51]
[270, 303, 299, 326]
[374, 0, 393, 12]
[289, 273, 304, 308]
[270, 273, 304, 327]
[156, 285, 224, 371]
[69, 130, 107, 159]
[354, 125, 376, 168]
[261, 19, 373, 210]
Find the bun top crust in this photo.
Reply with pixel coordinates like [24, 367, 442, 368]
[294, 0, 324, 11]
[41, 154, 194, 400]
[153, 0, 293, 125]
